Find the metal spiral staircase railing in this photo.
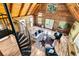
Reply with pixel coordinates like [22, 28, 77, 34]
[3, 3, 31, 56]
[16, 32, 31, 56]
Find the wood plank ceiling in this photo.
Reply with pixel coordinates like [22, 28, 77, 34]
[66, 3, 79, 21]
[0, 3, 41, 19]
[0, 3, 79, 21]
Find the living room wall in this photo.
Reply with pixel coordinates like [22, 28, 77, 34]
[33, 3, 76, 34]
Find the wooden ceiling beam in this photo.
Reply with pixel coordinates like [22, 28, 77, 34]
[0, 3, 6, 14]
[0, 3, 41, 19]
[67, 4, 79, 21]
[6, 3, 12, 13]
[0, 3, 13, 19]
[18, 3, 24, 17]
[25, 3, 32, 16]
[11, 3, 22, 17]
[31, 4, 40, 15]
[0, 16, 20, 19]
[9, 3, 13, 13]
[36, 4, 42, 12]
[27, 3, 37, 15]
[20, 3, 32, 16]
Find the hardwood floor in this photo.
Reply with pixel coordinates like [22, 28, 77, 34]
[31, 41, 45, 56]
[0, 33, 73, 56]
[0, 34, 45, 56]
[0, 35, 21, 56]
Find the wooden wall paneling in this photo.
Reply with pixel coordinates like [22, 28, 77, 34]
[33, 4, 47, 15]
[35, 4, 44, 15]
[11, 3, 22, 17]
[20, 3, 31, 16]
[27, 3, 37, 15]
[33, 4, 44, 26]
[33, 3, 75, 31]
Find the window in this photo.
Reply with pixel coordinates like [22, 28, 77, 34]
[45, 19, 54, 29]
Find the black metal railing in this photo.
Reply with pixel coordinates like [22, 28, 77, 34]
[3, 3, 31, 56]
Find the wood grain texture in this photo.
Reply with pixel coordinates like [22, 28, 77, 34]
[0, 3, 6, 14]
[11, 3, 22, 17]
[0, 33, 74, 56]
[0, 34, 45, 56]
[27, 3, 37, 15]
[20, 3, 31, 16]
[67, 4, 79, 21]
[0, 35, 21, 56]
[34, 3, 75, 33]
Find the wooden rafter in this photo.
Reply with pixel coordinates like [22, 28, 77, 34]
[25, 3, 32, 16]
[27, 3, 37, 15]
[9, 3, 13, 13]
[0, 3, 7, 19]
[67, 4, 79, 21]
[31, 4, 41, 15]
[20, 3, 31, 16]
[32, 4, 42, 15]
[0, 3, 42, 19]
[11, 3, 22, 17]
[18, 3, 24, 17]
[0, 3, 6, 14]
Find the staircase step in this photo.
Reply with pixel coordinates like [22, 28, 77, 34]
[20, 41, 30, 47]
[16, 32, 31, 56]
[17, 32, 24, 40]
[20, 42, 30, 48]
[19, 36, 28, 44]
[21, 46, 31, 50]
[19, 39, 30, 45]
[19, 34, 25, 42]
[22, 52, 31, 56]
